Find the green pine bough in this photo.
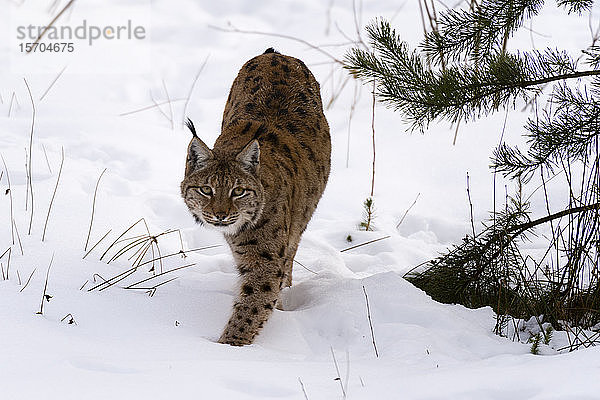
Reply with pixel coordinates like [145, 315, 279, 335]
[346, 0, 600, 343]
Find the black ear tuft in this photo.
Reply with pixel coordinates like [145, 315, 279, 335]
[185, 118, 199, 138]
[264, 47, 279, 54]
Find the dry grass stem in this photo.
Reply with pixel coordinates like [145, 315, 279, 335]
[36, 255, 54, 315]
[20, 268, 36, 292]
[24, 78, 35, 235]
[124, 263, 196, 289]
[84, 168, 107, 251]
[330, 346, 346, 399]
[13, 220, 24, 255]
[83, 229, 112, 259]
[27, 0, 75, 53]
[41, 144, 52, 174]
[136, 244, 221, 268]
[42, 147, 64, 242]
[161, 79, 174, 130]
[100, 218, 147, 260]
[0, 247, 11, 280]
[39, 66, 67, 102]
[119, 98, 186, 117]
[182, 55, 209, 128]
[396, 192, 421, 229]
[1, 154, 15, 244]
[209, 23, 344, 65]
[298, 377, 310, 400]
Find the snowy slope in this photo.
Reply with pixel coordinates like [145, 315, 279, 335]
[1, 0, 600, 399]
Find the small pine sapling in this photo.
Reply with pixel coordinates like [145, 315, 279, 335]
[359, 197, 375, 231]
[529, 333, 542, 355]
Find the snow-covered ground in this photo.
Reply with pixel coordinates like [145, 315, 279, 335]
[1, 1, 599, 399]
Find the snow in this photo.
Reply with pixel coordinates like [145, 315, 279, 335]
[1, 0, 600, 399]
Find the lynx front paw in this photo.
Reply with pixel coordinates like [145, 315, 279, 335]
[218, 333, 252, 346]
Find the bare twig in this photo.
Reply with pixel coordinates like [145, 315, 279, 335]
[84, 168, 107, 251]
[362, 285, 379, 357]
[340, 236, 391, 252]
[42, 147, 64, 241]
[182, 55, 209, 128]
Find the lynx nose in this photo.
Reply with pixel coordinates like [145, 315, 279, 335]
[214, 211, 228, 221]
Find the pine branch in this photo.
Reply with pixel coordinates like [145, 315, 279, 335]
[346, 19, 597, 129]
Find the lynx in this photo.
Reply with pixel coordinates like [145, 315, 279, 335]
[181, 48, 331, 345]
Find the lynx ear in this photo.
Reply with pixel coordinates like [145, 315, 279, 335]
[187, 137, 213, 171]
[236, 140, 260, 171]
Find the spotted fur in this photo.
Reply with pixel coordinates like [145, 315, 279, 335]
[181, 49, 331, 345]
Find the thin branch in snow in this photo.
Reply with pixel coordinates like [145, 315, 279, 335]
[362, 285, 379, 357]
[330, 346, 346, 399]
[396, 192, 421, 229]
[340, 235, 390, 252]
[293, 259, 318, 275]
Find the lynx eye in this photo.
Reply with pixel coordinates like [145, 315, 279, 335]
[231, 187, 245, 197]
[197, 186, 213, 196]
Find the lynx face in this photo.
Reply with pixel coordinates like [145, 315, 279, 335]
[181, 136, 264, 236]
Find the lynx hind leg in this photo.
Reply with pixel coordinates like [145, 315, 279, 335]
[218, 263, 284, 346]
